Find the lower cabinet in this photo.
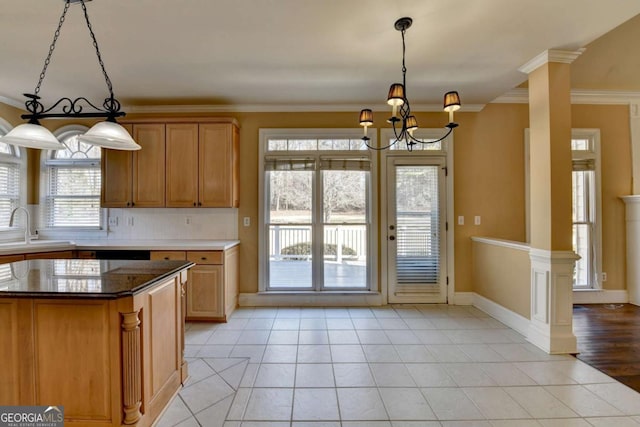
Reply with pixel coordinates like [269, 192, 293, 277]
[151, 246, 238, 321]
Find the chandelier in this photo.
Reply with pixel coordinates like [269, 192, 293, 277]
[0, 0, 140, 151]
[359, 17, 461, 151]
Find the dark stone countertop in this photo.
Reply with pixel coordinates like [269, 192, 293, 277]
[0, 259, 194, 299]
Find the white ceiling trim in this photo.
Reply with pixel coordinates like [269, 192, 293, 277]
[125, 103, 487, 114]
[518, 49, 586, 75]
[492, 88, 640, 105]
[0, 96, 25, 110]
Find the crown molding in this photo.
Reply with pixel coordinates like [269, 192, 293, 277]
[0, 95, 26, 110]
[492, 88, 640, 105]
[518, 48, 586, 74]
[125, 103, 486, 114]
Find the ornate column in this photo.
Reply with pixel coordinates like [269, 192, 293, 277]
[519, 49, 583, 354]
[121, 310, 142, 424]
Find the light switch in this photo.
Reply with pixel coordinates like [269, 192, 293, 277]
[457, 216, 464, 225]
[243, 217, 251, 227]
[474, 216, 481, 225]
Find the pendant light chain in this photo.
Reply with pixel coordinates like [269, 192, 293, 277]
[80, 0, 114, 98]
[34, 0, 71, 96]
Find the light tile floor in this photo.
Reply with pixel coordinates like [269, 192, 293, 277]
[157, 305, 640, 427]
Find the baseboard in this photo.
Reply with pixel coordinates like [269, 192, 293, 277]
[239, 292, 384, 307]
[453, 292, 474, 305]
[472, 293, 531, 337]
[572, 289, 629, 304]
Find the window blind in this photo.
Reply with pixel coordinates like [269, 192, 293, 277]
[264, 157, 315, 171]
[46, 165, 101, 227]
[0, 161, 21, 226]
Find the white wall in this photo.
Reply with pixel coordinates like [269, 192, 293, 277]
[105, 208, 238, 240]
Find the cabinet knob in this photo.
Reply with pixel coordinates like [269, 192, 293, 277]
[164, 257, 169, 260]
[201, 257, 207, 261]
[193, 202, 196, 206]
[198, 202, 202, 207]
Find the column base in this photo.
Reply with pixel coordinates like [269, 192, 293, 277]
[528, 248, 579, 354]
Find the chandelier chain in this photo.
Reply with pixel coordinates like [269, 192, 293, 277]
[80, 0, 114, 98]
[34, 0, 71, 96]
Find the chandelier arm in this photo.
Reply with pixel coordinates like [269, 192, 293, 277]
[361, 137, 399, 151]
[33, 0, 71, 96]
[80, 0, 115, 98]
[21, 97, 126, 121]
[406, 126, 454, 144]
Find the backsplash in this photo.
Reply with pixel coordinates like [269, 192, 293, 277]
[106, 208, 238, 240]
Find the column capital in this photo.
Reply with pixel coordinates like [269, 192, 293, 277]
[519, 48, 586, 74]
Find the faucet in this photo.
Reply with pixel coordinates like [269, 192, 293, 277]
[9, 206, 32, 244]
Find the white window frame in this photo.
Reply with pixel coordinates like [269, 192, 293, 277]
[0, 117, 27, 232]
[524, 128, 602, 289]
[39, 125, 107, 237]
[258, 128, 378, 293]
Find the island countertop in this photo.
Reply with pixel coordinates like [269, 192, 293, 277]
[0, 258, 194, 298]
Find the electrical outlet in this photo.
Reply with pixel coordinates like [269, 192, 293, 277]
[108, 216, 118, 227]
[474, 216, 481, 225]
[602, 272, 607, 282]
[185, 216, 192, 225]
[127, 217, 134, 227]
[457, 216, 464, 225]
[243, 217, 251, 227]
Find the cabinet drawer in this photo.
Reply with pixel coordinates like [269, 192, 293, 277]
[186, 251, 222, 265]
[151, 251, 186, 261]
[25, 251, 74, 260]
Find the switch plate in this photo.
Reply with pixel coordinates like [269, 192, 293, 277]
[127, 217, 134, 227]
[457, 216, 464, 225]
[108, 216, 118, 227]
[185, 216, 192, 225]
[243, 217, 251, 227]
[474, 216, 481, 225]
[602, 272, 607, 282]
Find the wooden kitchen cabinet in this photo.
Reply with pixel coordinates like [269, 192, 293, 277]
[150, 246, 238, 321]
[165, 121, 239, 208]
[101, 123, 166, 208]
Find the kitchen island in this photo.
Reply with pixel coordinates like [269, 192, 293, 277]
[0, 258, 194, 427]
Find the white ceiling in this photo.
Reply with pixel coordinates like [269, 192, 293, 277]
[0, 0, 639, 111]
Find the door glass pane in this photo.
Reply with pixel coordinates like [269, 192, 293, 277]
[395, 166, 440, 286]
[267, 170, 312, 288]
[323, 170, 367, 288]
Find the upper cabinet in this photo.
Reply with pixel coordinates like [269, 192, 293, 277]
[101, 118, 239, 208]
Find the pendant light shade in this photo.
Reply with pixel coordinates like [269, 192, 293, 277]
[77, 121, 141, 150]
[0, 123, 65, 150]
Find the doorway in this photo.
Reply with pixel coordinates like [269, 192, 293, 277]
[385, 156, 447, 303]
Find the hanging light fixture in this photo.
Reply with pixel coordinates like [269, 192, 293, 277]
[0, 0, 140, 151]
[359, 17, 461, 151]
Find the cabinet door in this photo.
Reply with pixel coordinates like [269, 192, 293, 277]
[166, 124, 199, 207]
[101, 124, 133, 208]
[186, 265, 223, 320]
[132, 124, 166, 207]
[199, 124, 236, 207]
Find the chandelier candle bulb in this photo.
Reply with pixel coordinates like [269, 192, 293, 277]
[359, 109, 374, 137]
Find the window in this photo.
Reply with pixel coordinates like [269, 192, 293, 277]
[524, 129, 602, 289]
[571, 130, 601, 289]
[42, 126, 102, 228]
[0, 120, 25, 226]
[260, 130, 375, 291]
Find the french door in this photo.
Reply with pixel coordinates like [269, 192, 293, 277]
[386, 156, 447, 303]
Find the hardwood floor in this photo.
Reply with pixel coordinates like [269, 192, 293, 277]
[573, 303, 640, 393]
